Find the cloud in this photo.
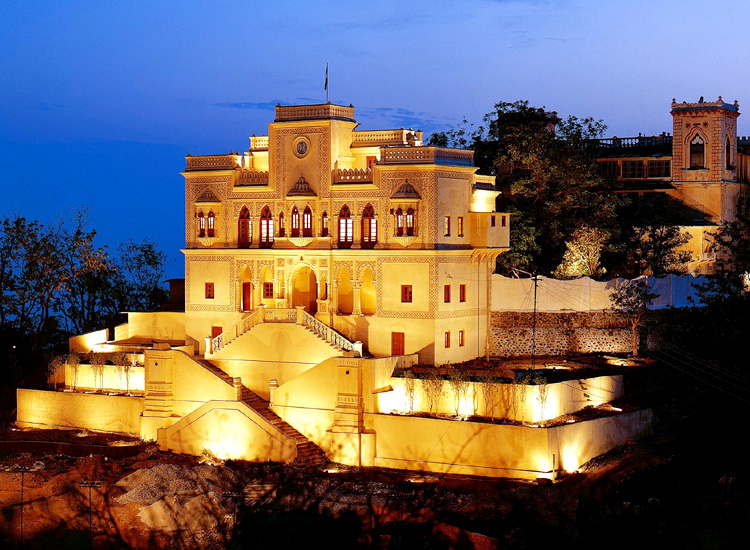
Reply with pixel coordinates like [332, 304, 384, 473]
[356, 106, 455, 135]
[212, 101, 278, 111]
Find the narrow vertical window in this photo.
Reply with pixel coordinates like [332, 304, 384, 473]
[395, 208, 404, 237]
[338, 205, 353, 248]
[445, 331, 451, 348]
[406, 208, 415, 236]
[303, 206, 313, 237]
[238, 206, 251, 248]
[205, 282, 214, 299]
[278, 213, 285, 237]
[260, 206, 274, 247]
[458, 216, 464, 237]
[444, 284, 451, 303]
[726, 136, 733, 170]
[501, 215, 507, 227]
[321, 212, 329, 237]
[459, 330, 465, 347]
[207, 212, 215, 237]
[690, 134, 705, 169]
[490, 215, 496, 227]
[198, 211, 205, 238]
[459, 284, 466, 303]
[361, 204, 376, 248]
[291, 206, 300, 237]
[444, 215, 451, 237]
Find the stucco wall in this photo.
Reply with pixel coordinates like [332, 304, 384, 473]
[69, 329, 108, 353]
[157, 401, 296, 462]
[124, 312, 186, 341]
[369, 409, 652, 479]
[16, 389, 143, 435]
[379, 375, 623, 423]
[64, 364, 145, 393]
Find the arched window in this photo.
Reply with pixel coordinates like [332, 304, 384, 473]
[726, 137, 733, 170]
[291, 206, 300, 237]
[303, 206, 313, 237]
[690, 134, 705, 169]
[278, 212, 285, 237]
[395, 208, 404, 237]
[321, 212, 329, 237]
[406, 208, 415, 237]
[260, 206, 274, 247]
[238, 207, 251, 248]
[361, 204, 376, 248]
[207, 211, 215, 237]
[198, 211, 205, 238]
[338, 205, 353, 248]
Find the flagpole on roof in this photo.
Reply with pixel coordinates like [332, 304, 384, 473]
[325, 62, 329, 104]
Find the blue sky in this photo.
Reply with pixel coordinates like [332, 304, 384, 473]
[2, 0, 749, 278]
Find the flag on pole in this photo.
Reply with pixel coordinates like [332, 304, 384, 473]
[324, 63, 328, 91]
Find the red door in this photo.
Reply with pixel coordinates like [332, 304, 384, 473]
[391, 332, 405, 356]
[211, 326, 223, 339]
[242, 282, 252, 311]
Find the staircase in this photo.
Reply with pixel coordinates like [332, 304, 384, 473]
[207, 308, 362, 358]
[194, 357, 236, 385]
[239, 386, 329, 466]
[193, 355, 329, 466]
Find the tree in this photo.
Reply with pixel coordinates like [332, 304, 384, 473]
[422, 369, 444, 414]
[59, 209, 115, 335]
[111, 239, 169, 314]
[553, 226, 608, 279]
[607, 193, 698, 278]
[447, 368, 469, 416]
[460, 100, 620, 274]
[610, 279, 658, 357]
[627, 225, 691, 277]
[403, 370, 416, 413]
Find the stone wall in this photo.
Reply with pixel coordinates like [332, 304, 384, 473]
[490, 311, 631, 356]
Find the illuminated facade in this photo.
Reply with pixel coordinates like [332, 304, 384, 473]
[183, 102, 508, 365]
[16, 102, 652, 479]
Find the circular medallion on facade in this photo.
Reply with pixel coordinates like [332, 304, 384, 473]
[294, 137, 310, 158]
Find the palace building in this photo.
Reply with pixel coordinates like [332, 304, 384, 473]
[16, 101, 651, 479]
[184, 102, 507, 365]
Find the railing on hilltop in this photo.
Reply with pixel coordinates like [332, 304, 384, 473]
[587, 135, 673, 149]
[207, 307, 362, 357]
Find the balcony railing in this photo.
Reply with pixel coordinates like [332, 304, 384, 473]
[379, 147, 474, 167]
[250, 135, 269, 151]
[588, 135, 673, 149]
[185, 155, 241, 171]
[275, 104, 355, 122]
[352, 129, 423, 147]
[237, 170, 269, 186]
[334, 168, 373, 184]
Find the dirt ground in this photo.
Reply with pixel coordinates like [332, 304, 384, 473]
[0, 367, 747, 549]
